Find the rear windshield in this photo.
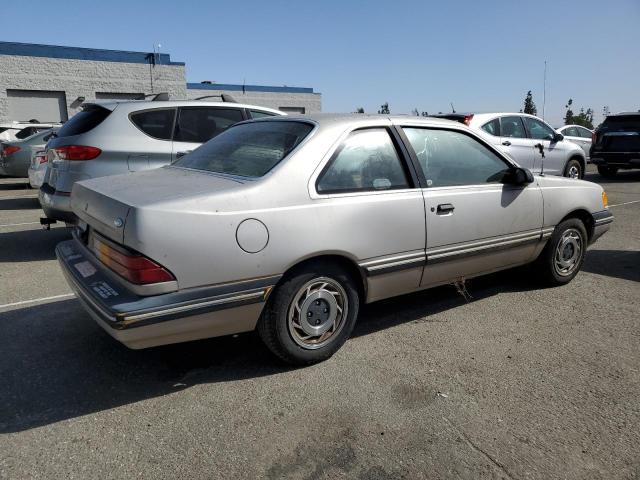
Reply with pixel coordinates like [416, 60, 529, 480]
[57, 106, 111, 137]
[600, 115, 640, 132]
[174, 120, 314, 177]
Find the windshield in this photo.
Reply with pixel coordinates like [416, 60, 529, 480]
[174, 120, 314, 178]
[600, 115, 640, 132]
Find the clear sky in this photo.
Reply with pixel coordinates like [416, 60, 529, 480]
[2, 0, 638, 126]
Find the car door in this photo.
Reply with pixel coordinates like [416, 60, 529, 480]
[576, 127, 593, 159]
[399, 126, 543, 288]
[128, 108, 176, 171]
[522, 116, 567, 175]
[499, 116, 535, 170]
[172, 107, 245, 162]
[314, 127, 426, 303]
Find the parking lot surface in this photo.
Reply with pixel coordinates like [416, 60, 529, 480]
[1, 166, 638, 479]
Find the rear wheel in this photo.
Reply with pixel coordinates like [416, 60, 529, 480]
[597, 165, 618, 178]
[257, 263, 360, 365]
[564, 159, 583, 179]
[535, 218, 587, 286]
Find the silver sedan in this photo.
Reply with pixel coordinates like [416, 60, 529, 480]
[57, 114, 613, 365]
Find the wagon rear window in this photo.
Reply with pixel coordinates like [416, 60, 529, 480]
[174, 120, 313, 177]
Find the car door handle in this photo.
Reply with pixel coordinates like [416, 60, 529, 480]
[502, 141, 511, 146]
[436, 203, 455, 214]
[176, 151, 192, 159]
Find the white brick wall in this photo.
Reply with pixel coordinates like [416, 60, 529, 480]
[0, 54, 321, 122]
[0, 54, 186, 122]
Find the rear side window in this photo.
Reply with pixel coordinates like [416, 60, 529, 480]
[174, 107, 244, 143]
[130, 108, 176, 140]
[174, 120, 313, 177]
[317, 129, 410, 193]
[481, 119, 500, 137]
[57, 106, 111, 137]
[564, 127, 580, 137]
[500, 116, 527, 138]
[249, 110, 277, 119]
[577, 127, 592, 138]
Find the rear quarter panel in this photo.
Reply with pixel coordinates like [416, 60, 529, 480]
[537, 176, 604, 227]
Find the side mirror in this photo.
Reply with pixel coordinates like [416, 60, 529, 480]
[503, 167, 534, 185]
[553, 132, 564, 142]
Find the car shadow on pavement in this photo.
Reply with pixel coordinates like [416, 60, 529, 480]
[582, 249, 640, 283]
[0, 268, 540, 434]
[584, 170, 640, 183]
[0, 197, 41, 211]
[0, 181, 30, 191]
[0, 227, 71, 262]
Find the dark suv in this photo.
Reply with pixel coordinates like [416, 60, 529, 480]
[590, 112, 640, 177]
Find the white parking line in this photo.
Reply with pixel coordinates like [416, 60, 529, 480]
[608, 199, 640, 207]
[0, 221, 41, 228]
[0, 194, 38, 200]
[0, 293, 75, 311]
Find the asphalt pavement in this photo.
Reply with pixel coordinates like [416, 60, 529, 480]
[0, 166, 638, 479]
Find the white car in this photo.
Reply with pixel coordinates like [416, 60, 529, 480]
[435, 113, 587, 179]
[0, 121, 60, 142]
[556, 125, 593, 161]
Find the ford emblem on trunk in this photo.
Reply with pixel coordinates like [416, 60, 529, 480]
[113, 218, 124, 228]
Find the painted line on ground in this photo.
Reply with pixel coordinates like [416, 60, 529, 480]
[608, 200, 640, 207]
[0, 194, 38, 200]
[0, 293, 75, 311]
[0, 221, 41, 228]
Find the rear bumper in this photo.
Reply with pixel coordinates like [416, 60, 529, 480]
[590, 209, 614, 245]
[590, 153, 640, 168]
[28, 167, 45, 189]
[56, 237, 278, 349]
[39, 183, 76, 223]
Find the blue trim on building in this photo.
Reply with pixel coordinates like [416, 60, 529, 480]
[0, 41, 185, 66]
[187, 82, 314, 94]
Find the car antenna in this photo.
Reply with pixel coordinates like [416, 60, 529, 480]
[450, 102, 456, 113]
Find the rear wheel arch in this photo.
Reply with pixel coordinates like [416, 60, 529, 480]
[565, 155, 586, 179]
[278, 254, 367, 302]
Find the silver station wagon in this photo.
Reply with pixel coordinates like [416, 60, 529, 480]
[57, 114, 613, 365]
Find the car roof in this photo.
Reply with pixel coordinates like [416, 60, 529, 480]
[607, 111, 640, 117]
[248, 112, 462, 129]
[85, 100, 284, 115]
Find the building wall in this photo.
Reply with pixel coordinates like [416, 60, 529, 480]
[185, 87, 322, 113]
[0, 54, 186, 122]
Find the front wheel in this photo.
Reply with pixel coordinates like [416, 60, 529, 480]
[564, 159, 583, 179]
[535, 218, 587, 286]
[257, 263, 360, 365]
[597, 165, 618, 178]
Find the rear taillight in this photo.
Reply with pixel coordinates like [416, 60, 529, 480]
[2, 145, 20, 157]
[463, 114, 474, 126]
[90, 234, 175, 285]
[35, 151, 48, 164]
[55, 145, 101, 161]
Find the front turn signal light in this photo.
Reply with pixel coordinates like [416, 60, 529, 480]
[602, 191, 609, 208]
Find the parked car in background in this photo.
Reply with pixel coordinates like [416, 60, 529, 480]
[40, 99, 284, 223]
[0, 121, 60, 142]
[57, 114, 612, 365]
[590, 112, 640, 177]
[28, 149, 49, 189]
[434, 113, 587, 179]
[0, 129, 56, 178]
[556, 125, 593, 161]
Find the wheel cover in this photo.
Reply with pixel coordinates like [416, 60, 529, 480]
[287, 277, 348, 350]
[554, 228, 583, 276]
[568, 164, 580, 179]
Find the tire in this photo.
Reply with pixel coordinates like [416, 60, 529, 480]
[564, 158, 583, 179]
[597, 165, 618, 178]
[257, 262, 360, 365]
[535, 218, 588, 286]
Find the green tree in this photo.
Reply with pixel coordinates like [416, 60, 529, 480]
[411, 108, 419, 116]
[523, 91, 537, 115]
[421, 111, 429, 117]
[564, 99, 575, 125]
[572, 107, 594, 129]
[378, 102, 390, 114]
[355, 107, 364, 113]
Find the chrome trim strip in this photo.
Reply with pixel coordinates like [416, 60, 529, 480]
[427, 233, 541, 264]
[122, 290, 266, 325]
[595, 218, 614, 226]
[360, 251, 425, 269]
[360, 251, 426, 277]
[427, 230, 542, 258]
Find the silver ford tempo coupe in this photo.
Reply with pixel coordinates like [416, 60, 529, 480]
[57, 114, 613, 364]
